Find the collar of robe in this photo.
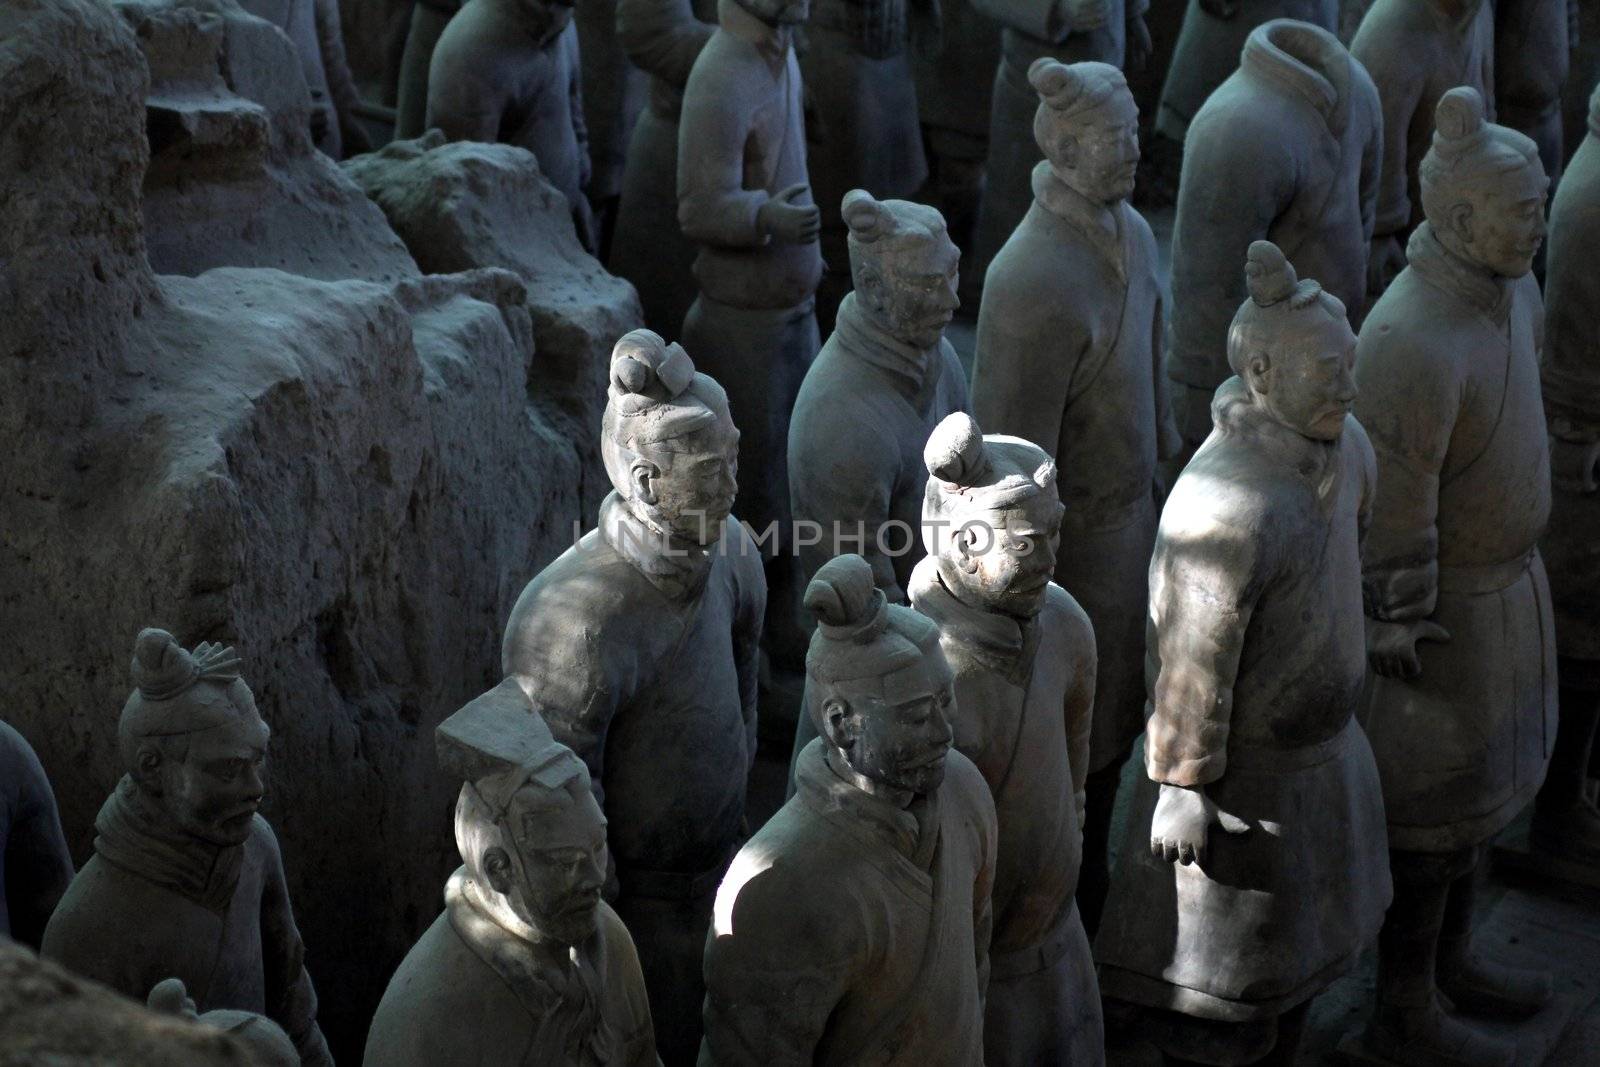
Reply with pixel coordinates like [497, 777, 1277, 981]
[93, 775, 245, 916]
[833, 291, 946, 406]
[907, 557, 1038, 686]
[1406, 220, 1514, 327]
[1239, 20, 1353, 136]
[1210, 377, 1345, 508]
[717, 0, 790, 72]
[598, 491, 715, 601]
[1031, 163, 1128, 283]
[793, 740, 937, 867]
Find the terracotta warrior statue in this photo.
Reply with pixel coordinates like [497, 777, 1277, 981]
[610, 0, 716, 334]
[148, 979, 299, 1067]
[1167, 17, 1381, 461]
[678, 0, 823, 666]
[503, 329, 763, 1064]
[0, 719, 73, 950]
[365, 681, 658, 1066]
[912, 413, 1101, 1064]
[1095, 241, 1391, 1067]
[701, 553, 998, 1065]
[967, 0, 1149, 297]
[788, 191, 967, 603]
[799, 0, 933, 330]
[971, 58, 1177, 936]
[1353, 87, 1555, 1067]
[426, 0, 596, 249]
[1535, 83, 1600, 864]
[1494, 0, 1569, 186]
[1350, 0, 1494, 294]
[1153, 0, 1339, 148]
[41, 630, 331, 1066]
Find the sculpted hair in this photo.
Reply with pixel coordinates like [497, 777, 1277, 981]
[117, 628, 256, 771]
[920, 413, 1058, 547]
[804, 554, 940, 690]
[601, 330, 732, 485]
[1226, 241, 1348, 378]
[841, 190, 949, 278]
[1419, 87, 1542, 223]
[1030, 59, 1129, 154]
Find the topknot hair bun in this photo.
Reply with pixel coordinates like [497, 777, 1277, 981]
[610, 329, 696, 401]
[924, 412, 990, 486]
[1028, 57, 1078, 103]
[1244, 240, 1298, 307]
[804, 554, 891, 646]
[131, 627, 241, 702]
[1434, 86, 1487, 144]
[841, 189, 889, 243]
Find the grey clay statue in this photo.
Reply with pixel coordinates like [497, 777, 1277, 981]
[970, 58, 1177, 936]
[41, 629, 332, 1066]
[364, 681, 659, 1066]
[701, 553, 998, 1065]
[1353, 87, 1555, 1067]
[1167, 18, 1381, 460]
[914, 413, 1103, 1066]
[502, 329, 764, 1064]
[1095, 241, 1391, 1067]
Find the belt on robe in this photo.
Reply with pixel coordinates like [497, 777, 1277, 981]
[1436, 550, 1535, 596]
[1223, 717, 1357, 774]
[615, 849, 734, 902]
[990, 897, 1083, 981]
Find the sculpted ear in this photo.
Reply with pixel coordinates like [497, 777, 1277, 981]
[483, 846, 515, 896]
[133, 743, 164, 794]
[820, 696, 855, 749]
[1448, 202, 1475, 246]
[629, 457, 660, 505]
[1247, 354, 1272, 393]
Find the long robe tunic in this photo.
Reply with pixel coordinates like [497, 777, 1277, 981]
[788, 292, 972, 601]
[1154, 0, 1340, 143]
[973, 163, 1178, 772]
[1354, 222, 1558, 853]
[502, 495, 765, 1061]
[610, 0, 717, 335]
[1168, 19, 1381, 451]
[364, 870, 659, 1067]
[42, 784, 331, 1066]
[908, 560, 1102, 1066]
[678, 0, 825, 538]
[967, 0, 1137, 295]
[701, 739, 997, 1066]
[1094, 380, 1391, 1022]
[426, 6, 595, 246]
[1350, 0, 1495, 244]
[1542, 95, 1600, 687]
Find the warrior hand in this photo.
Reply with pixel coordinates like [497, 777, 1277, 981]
[1125, 13, 1152, 70]
[1066, 0, 1110, 31]
[1366, 618, 1450, 679]
[1150, 784, 1245, 867]
[759, 184, 821, 245]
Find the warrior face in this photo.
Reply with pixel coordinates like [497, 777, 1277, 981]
[824, 649, 957, 797]
[857, 228, 961, 351]
[1048, 94, 1140, 206]
[491, 786, 608, 947]
[138, 688, 271, 849]
[1445, 162, 1549, 280]
[944, 492, 1063, 621]
[628, 419, 740, 546]
[1250, 311, 1359, 442]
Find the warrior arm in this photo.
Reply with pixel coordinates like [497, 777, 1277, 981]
[730, 523, 768, 777]
[616, 0, 714, 86]
[1055, 595, 1097, 827]
[425, 49, 504, 144]
[313, 0, 364, 124]
[971, 285, 1081, 467]
[677, 58, 770, 248]
[1, 724, 74, 949]
[791, 415, 907, 600]
[257, 821, 333, 1067]
[1349, 28, 1423, 239]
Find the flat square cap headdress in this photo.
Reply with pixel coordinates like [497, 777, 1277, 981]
[436, 679, 589, 818]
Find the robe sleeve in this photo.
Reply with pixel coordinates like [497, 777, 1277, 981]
[677, 56, 769, 249]
[313, 0, 364, 123]
[728, 521, 768, 777]
[617, 0, 714, 86]
[1166, 124, 1298, 392]
[794, 417, 906, 600]
[256, 820, 333, 1067]
[1059, 599, 1096, 828]
[1350, 29, 1424, 239]
[967, 0, 1071, 41]
[565, 25, 592, 186]
[426, 44, 504, 143]
[968, 765, 998, 1008]
[1353, 58, 1383, 247]
[0, 723, 74, 950]
[971, 266, 1085, 465]
[1353, 324, 1460, 621]
[1144, 495, 1275, 786]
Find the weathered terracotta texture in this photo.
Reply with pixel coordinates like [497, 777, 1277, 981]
[1493, 0, 1568, 183]
[577, 0, 648, 210]
[1096, 242, 1391, 1064]
[788, 192, 968, 601]
[236, 0, 369, 158]
[42, 632, 332, 1065]
[1167, 18, 1380, 456]
[1153, 0, 1338, 142]
[146, 978, 299, 1067]
[366, 681, 659, 1066]
[967, 0, 1140, 296]
[0, 722, 73, 952]
[1349, 0, 1494, 269]
[913, 414, 1102, 1066]
[609, 0, 717, 335]
[426, 0, 595, 248]
[395, 0, 457, 138]
[702, 554, 998, 1065]
[503, 331, 764, 1064]
[676, 0, 824, 550]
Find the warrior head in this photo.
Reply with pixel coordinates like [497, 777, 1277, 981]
[921, 412, 1063, 620]
[119, 629, 269, 848]
[439, 683, 608, 947]
[1421, 86, 1548, 279]
[1030, 59, 1139, 206]
[842, 190, 960, 351]
[1226, 241, 1357, 442]
[805, 554, 955, 798]
[602, 329, 739, 546]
